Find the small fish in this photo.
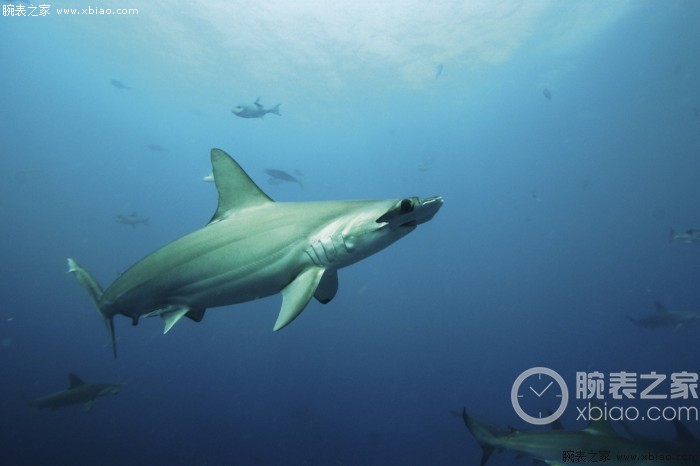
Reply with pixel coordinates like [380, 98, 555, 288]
[232, 97, 281, 119]
[202, 173, 214, 183]
[670, 228, 700, 243]
[435, 64, 443, 80]
[265, 169, 303, 188]
[146, 143, 168, 152]
[543, 88, 552, 100]
[110, 79, 130, 90]
[115, 212, 149, 228]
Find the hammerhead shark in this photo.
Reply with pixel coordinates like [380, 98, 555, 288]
[68, 148, 443, 357]
[461, 408, 697, 465]
[27, 373, 121, 412]
[628, 301, 700, 330]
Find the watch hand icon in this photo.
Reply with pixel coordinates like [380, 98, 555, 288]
[529, 381, 553, 398]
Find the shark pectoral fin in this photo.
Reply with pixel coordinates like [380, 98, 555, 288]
[84, 400, 95, 412]
[274, 267, 325, 331]
[314, 269, 338, 304]
[161, 306, 190, 334]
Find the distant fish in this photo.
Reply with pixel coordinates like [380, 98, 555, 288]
[669, 228, 700, 243]
[26, 373, 122, 412]
[265, 169, 303, 188]
[202, 173, 214, 183]
[232, 97, 281, 119]
[543, 88, 552, 100]
[531, 189, 541, 202]
[435, 64, 443, 80]
[628, 301, 700, 330]
[146, 143, 168, 152]
[109, 79, 130, 90]
[115, 212, 149, 228]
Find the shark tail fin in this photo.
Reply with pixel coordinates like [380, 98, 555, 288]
[669, 228, 675, 243]
[271, 104, 281, 116]
[67, 258, 117, 358]
[462, 408, 497, 466]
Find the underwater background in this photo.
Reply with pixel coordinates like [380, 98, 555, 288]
[1, 1, 700, 465]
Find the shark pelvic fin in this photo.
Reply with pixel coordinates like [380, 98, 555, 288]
[185, 308, 206, 322]
[274, 267, 325, 331]
[67, 258, 118, 358]
[314, 269, 338, 304]
[69, 373, 85, 388]
[208, 148, 273, 224]
[162, 306, 190, 334]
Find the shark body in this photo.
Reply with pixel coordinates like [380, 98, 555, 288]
[28, 373, 121, 412]
[628, 301, 700, 330]
[69, 148, 442, 357]
[462, 409, 695, 466]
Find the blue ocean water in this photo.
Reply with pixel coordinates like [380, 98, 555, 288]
[2, 1, 700, 465]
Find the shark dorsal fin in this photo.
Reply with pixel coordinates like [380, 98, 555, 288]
[585, 417, 616, 437]
[654, 301, 668, 312]
[208, 148, 273, 224]
[254, 97, 262, 108]
[673, 419, 699, 444]
[69, 373, 85, 388]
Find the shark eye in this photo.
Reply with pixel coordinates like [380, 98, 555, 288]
[376, 198, 416, 223]
[400, 198, 414, 213]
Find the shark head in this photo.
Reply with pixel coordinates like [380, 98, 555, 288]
[320, 196, 442, 269]
[376, 196, 443, 229]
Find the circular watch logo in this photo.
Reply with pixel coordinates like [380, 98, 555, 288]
[511, 367, 569, 425]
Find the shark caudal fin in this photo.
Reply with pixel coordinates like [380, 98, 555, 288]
[462, 408, 499, 466]
[67, 258, 117, 358]
[271, 104, 281, 116]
